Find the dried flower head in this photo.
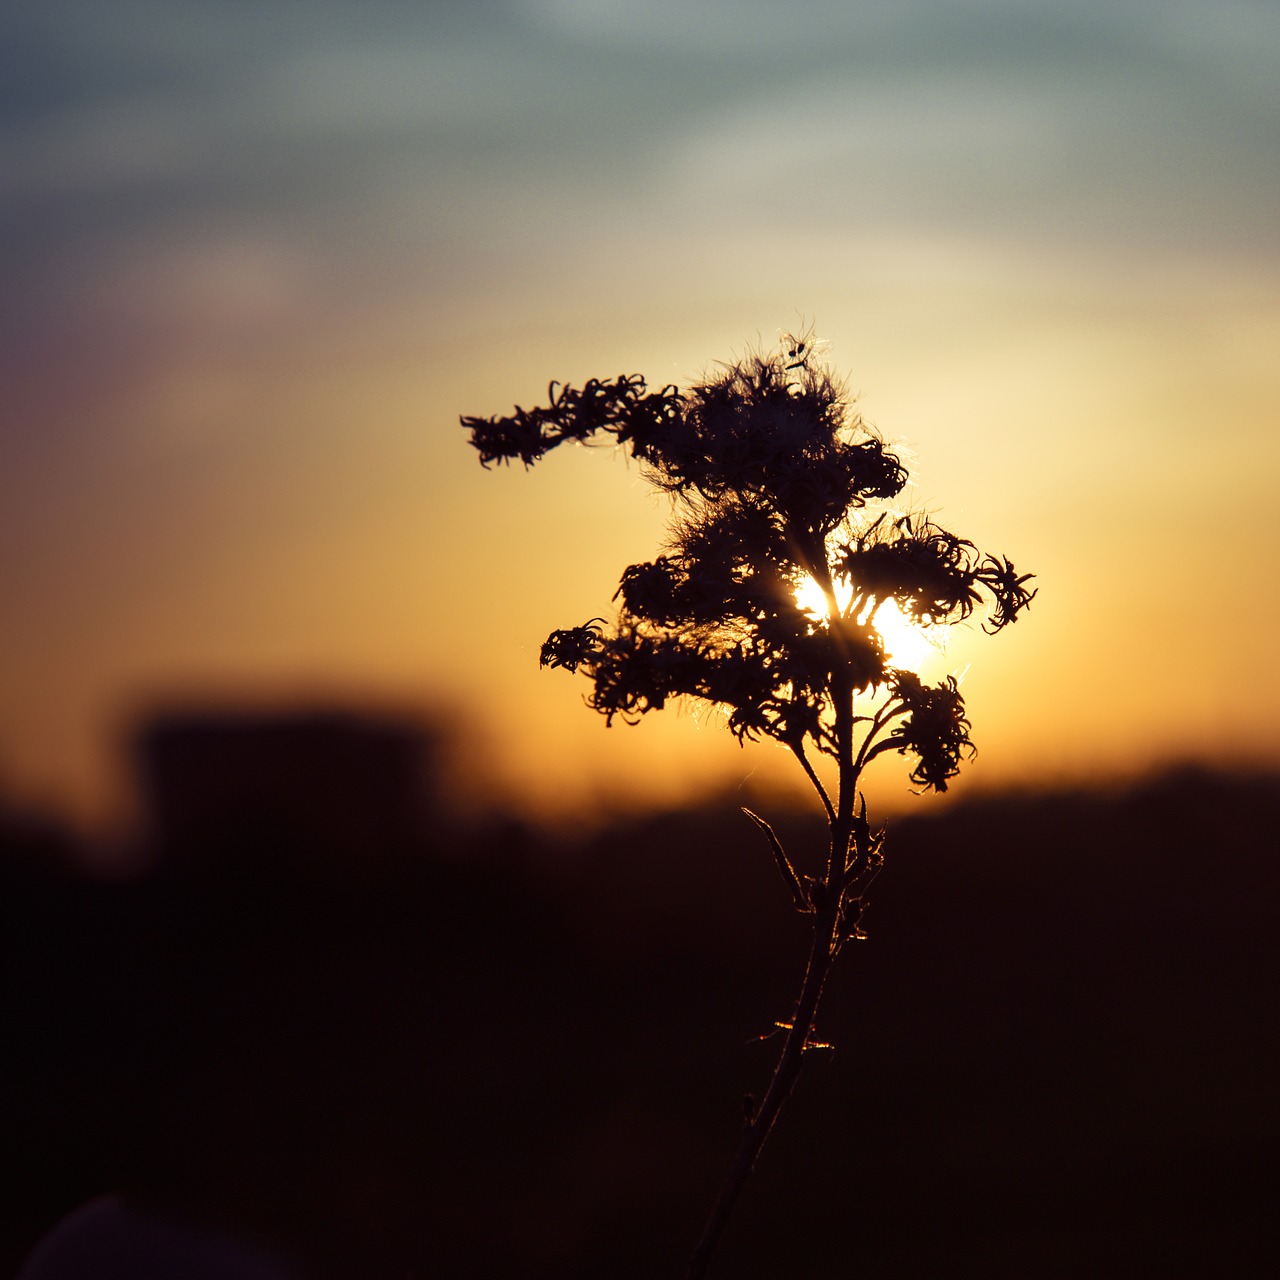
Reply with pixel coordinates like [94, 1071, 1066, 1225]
[464, 333, 1034, 792]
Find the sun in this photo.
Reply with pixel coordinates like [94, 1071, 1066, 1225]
[793, 574, 842, 622]
[871, 598, 940, 672]
[794, 575, 942, 674]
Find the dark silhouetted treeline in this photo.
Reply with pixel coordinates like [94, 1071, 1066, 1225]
[3, 713, 1277, 1277]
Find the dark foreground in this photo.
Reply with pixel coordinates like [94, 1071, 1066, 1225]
[3, 751, 1277, 1278]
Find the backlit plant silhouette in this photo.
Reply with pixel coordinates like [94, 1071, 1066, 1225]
[463, 333, 1035, 1277]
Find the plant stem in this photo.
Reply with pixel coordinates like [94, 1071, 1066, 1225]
[685, 677, 862, 1279]
[684, 874, 846, 1279]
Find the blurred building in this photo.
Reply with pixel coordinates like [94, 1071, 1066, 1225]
[133, 710, 438, 874]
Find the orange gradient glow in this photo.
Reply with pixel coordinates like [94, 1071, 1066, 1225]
[2, 4, 1279, 832]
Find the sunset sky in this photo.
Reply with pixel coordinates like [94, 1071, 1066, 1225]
[3, 0, 1278, 831]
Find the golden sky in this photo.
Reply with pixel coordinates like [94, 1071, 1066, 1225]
[3, 1, 1279, 830]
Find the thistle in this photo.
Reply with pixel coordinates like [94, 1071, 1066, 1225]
[463, 333, 1035, 1276]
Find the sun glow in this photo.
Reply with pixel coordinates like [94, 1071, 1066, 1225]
[793, 574, 846, 623]
[794, 576, 943, 675]
[872, 598, 942, 672]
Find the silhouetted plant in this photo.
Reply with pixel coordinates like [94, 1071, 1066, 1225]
[464, 333, 1035, 1277]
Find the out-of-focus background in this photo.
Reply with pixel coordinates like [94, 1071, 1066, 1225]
[5, 743, 1278, 1277]
[4, 2, 1279, 1276]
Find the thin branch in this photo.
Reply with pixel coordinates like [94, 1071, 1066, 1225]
[741, 808, 811, 912]
[851, 695, 906, 778]
[790, 741, 836, 824]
